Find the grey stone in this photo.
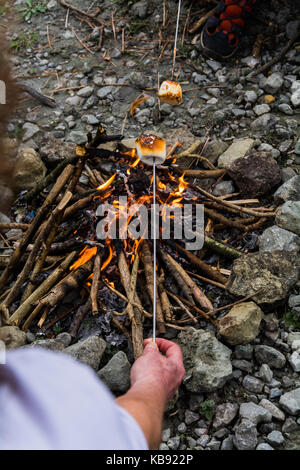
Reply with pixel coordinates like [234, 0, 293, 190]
[218, 138, 255, 170]
[177, 423, 187, 433]
[253, 104, 270, 116]
[259, 225, 300, 253]
[197, 435, 210, 447]
[97, 351, 130, 393]
[250, 113, 279, 131]
[287, 332, 300, 346]
[213, 403, 239, 429]
[260, 73, 284, 93]
[266, 430, 284, 447]
[206, 438, 221, 450]
[257, 143, 280, 159]
[185, 410, 199, 425]
[279, 388, 300, 415]
[278, 103, 294, 115]
[81, 114, 99, 125]
[178, 328, 232, 393]
[291, 89, 300, 107]
[282, 417, 298, 434]
[159, 443, 169, 450]
[227, 251, 298, 307]
[77, 86, 94, 98]
[233, 419, 258, 450]
[221, 435, 234, 450]
[167, 436, 180, 450]
[289, 352, 300, 372]
[254, 345, 286, 368]
[244, 90, 258, 103]
[194, 428, 207, 437]
[281, 167, 297, 182]
[269, 388, 282, 399]
[65, 96, 83, 106]
[0, 326, 26, 349]
[232, 359, 253, 373]
[256, 443, 274, 450]
[239, 402, 272, 424]
[274, 176, 300, 205]
[29, 338, 65, 351]
[259, 364, 273, 383]
[56, 332, 72, 347]
[64, 336, 106, 371]
[212, 180, 235, 197]
[243, 375, 264, 393]
[161, 428, 171, 442]
[22, 123, 40, 141]
[234, 344, 253, 360]
[276, 201, 300, 236]
[131, 0, 148, 18]
[96, 86, 114, 99]
[259, 398, 285, 421]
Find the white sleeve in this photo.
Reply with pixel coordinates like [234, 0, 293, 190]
[0, 347, 148, 450]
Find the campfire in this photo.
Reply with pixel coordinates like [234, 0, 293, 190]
[0, 124, 276, 359]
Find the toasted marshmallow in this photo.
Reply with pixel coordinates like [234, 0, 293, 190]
[158, 80, 182, 105]
[135, 134, 166, 166]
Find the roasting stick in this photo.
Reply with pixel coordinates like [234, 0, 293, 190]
[152, 162, 157, 343]
[135, 135, 167, 344]
[171, 0, 182, 80]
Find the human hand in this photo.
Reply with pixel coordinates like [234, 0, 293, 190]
[130, 338, 185, 401]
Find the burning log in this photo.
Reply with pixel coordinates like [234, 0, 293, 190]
[91, 250, 101, 315]
[158, 269, 173, 322]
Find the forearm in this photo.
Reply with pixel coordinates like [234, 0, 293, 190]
[116, 381, 167, 450]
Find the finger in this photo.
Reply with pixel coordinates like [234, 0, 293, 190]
[143, 341, 159, 354]
[155, 338, 184, 362]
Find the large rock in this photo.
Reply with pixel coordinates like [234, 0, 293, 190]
[0, 326, 26, 349]
[13, 148, 46, 192]
[276, 201, 300, 236]
[259, 398, 285, 421]
[28, 338, 65, 351]
[273, 176, 300, 205]
[228, 152, 281, 197]
[217, 138, 255, 170]
[178, 328, 232, 393]
[219, 301, 264, 345]
[97, 351, 131, 393]
[227, 251, 298, 307]
[64, 336, 106, 371]
[259, 225, 300, 253]
[279, 388, 300, 415]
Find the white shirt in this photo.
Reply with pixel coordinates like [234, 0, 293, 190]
[0, 348, 148, 450]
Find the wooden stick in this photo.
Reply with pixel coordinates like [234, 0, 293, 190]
[159, 247, 213, 311]
[158, 269, 173, 322]
[8, 251, 77, 327]
[173, 242, 228, 285]
[0, 191, 73, 319]
[0, 164, 75, 293]
[91, 250, 101, 315]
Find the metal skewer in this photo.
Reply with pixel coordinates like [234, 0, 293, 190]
[152, 161, 157, 343]
[171, 0, 182, 80]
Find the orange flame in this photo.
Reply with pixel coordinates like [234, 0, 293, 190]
[101, 241, 113, 272]
[70, 246, 97, 271]
[97, 173, 116, 191]
[158, 181, 166, 190]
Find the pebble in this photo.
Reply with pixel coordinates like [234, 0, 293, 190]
[239, 402, 272, 425]
[185, 410, 199, 425]
[266, 430, 285, 447]
[242, 375, 264, 393]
